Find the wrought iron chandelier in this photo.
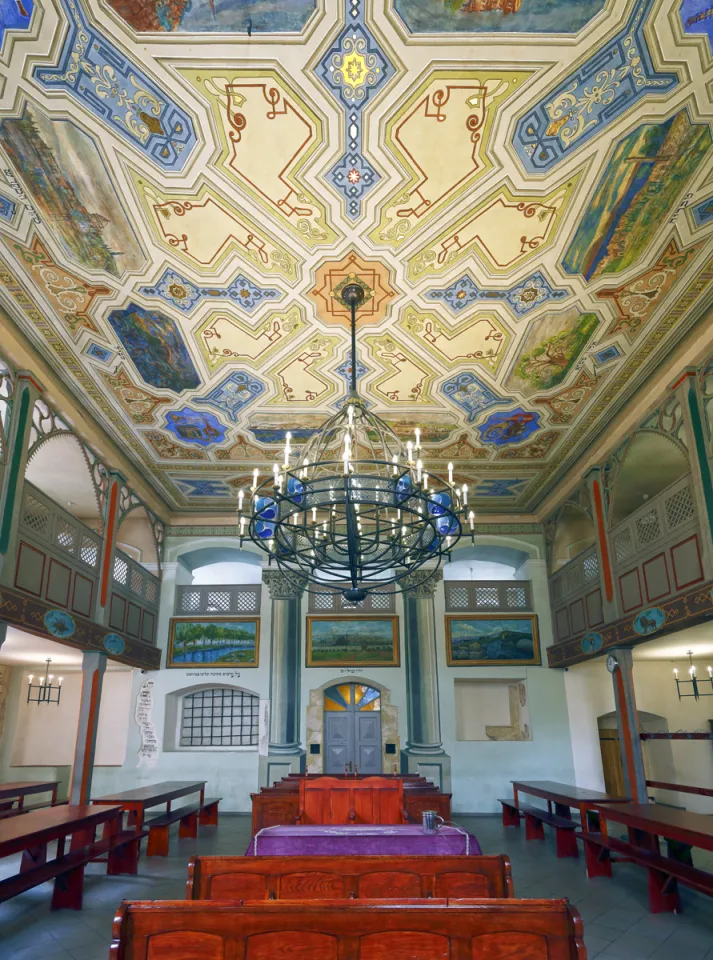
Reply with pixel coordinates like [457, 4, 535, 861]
[673, 650, 713, 701]
[26, 658, 63, 706]
[238, 279, 473, 601]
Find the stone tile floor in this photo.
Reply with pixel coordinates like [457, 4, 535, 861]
[0, 814, 712, 959]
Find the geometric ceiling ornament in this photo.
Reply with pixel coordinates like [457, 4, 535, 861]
[194, 370, 265, 423]
[196, 305, 305, 371]
[0, 195, 17, 222]
[495, 430, 561, 461]
[107, 303, 201, 394]
[132, 174, 301, 282]
[0, 0, 33, 47]
[308, 251, 397, 328]
[100, 364, 172, 426]
[440, 371, 506, 423]
[144, 430, 207, 461]
[265, 333, 341, 405]
[563, 110, 711, 281]
[533, 369, 606, 426]
[180, 67, 338, 247]
[173, 478, 232, 498]
[103, 0, 316, 32]
[425, 269, 569, 319]
[596, 236, 703, 344]
[513, 0, 677, 175]
[370, 68, 534, 249]
[361, 332, 437, 406]
[407, 179, 574, 281]
[505, 306, 599, 398]
[138, 267, 281, 315]
[472, 478, 530, 498]
[691, 195, 713, 228]
[0, 103, 146, 278]
[12, 234, 111, 340]
[399, 305, 509, 374]
[33, 0, 197, 171]
[315, 0, 395, 219]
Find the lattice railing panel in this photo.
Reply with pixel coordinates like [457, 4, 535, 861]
[613, 528, 634, 565]
[665, 485, 695, 529]
[308, 586, 395, 613]
[113, 555, 128, 586]
[22, 493, 50, 539]
[583, 553, 599, 582]
[444, 580, 532, 613]
[636, 510, 661, 546]
[175, 584, 262, 616]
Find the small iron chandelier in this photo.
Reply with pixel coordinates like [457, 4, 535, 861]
[673, 650, 713, 701]
[238, 279, 473, 601]
[27, 658, 63, 705]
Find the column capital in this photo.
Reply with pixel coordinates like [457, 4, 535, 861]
[263, 569, 306, 600]
[401, 569, 443, 599]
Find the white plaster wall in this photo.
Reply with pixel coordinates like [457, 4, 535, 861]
[563, 660, 614, 792]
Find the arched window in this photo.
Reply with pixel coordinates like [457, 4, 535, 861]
[179, 686, 259, 748]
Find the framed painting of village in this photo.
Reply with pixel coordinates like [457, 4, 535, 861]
[445, 614, 540, 666]
[306, 616, 400, 667]
[167, 617, 259, 668]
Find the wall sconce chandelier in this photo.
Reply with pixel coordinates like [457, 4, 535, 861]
[27, 658, 63, 705]
[237, 279, 473, 601]
[673, 650, 713, 701]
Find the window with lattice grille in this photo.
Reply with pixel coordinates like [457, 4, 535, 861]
[180, 591, 201, 612]
[55, 519, 76, 553]
[583, 554, 599, 582]
[636, 510, 661, 546]
[113, 556, 128, 586]
[448, 586, 470, 608]
[23, 495, 50, 539]
[313, 593, 335, 610]
[79, 536, 98, 568]
[236, 590, 259, 612]
[505, 586, 527, 608]
[179, 688, 259, 747]
[130, 568, 144, 596]
[371, 592, 391, 610]
[207, 591, 230, 612]
[475, 586, 499, 607]
[613, 528, 633, 564]
[665, 486, 695, 529]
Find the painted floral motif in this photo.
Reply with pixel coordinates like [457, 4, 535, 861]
[103, 633, 126, 655]
[44, 609, 76, 639]
[139, 268, 281, 314]
[100, 365, 171, 425]
[496, 430, 560, 459]
[533, 370, 603, 425]
[144, 430, 207, 460]
[426, 270, 568, 318]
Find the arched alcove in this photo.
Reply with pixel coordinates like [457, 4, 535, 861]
[550, 503, 595, 573]
[446, 541, 537, 581]
[597, 710, 674, 796]
[174, 545, 263, 585]
[25, 433, 100, 527]
[116, 505, 160, 571]
[609, 431, 689, 527]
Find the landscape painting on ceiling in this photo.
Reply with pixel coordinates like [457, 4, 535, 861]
[0, 0, 33, 44]
[394, 0, 606, 34]
[0, 105, 143, 277]
[108, 304, 201, 393]
[505, 306, 599, 397]
[563, 110, 711, 281]
[106, 0, 316, 33]
[680, 0, 713, 49]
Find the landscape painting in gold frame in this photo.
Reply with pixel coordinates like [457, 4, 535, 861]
[446, 614, 540, 666]
[167, 617, 260, 668]
[306, 615, 400, 667]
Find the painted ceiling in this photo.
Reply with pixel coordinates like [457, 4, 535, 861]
[1, 0, 713, 514]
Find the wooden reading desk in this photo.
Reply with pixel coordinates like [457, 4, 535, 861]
[0, 804, 141, 909]
[0, 780, 60, 818]
[581, 802, 713, 912]
[500, 781, 628, 858]
[93, 781, 220, 856]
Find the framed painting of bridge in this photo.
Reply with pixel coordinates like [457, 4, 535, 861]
[446, 614, 540, 666]
[306, 616, 400, 667]
[167, 617, 260, 668]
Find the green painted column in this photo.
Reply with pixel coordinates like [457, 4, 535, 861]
[0, 372, 44, 585]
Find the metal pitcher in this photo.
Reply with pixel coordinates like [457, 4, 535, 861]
[421, 810, 445, 834]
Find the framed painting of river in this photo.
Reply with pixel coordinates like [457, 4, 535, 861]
[167, 617, 259, 668]
[306, 616, 400, 667]
[446, 614, 540, 666]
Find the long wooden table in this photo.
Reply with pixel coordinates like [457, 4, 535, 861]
[0, 780, 60, 815]
[92, 780, 206, 832]
[583, 802, 713, 912]
[0, 803, 129, 908]
[512, 780, 627, 828]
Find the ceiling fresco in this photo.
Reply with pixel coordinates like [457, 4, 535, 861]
[1, 0, 713, 515]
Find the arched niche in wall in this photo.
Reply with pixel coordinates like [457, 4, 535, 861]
[25, 432, 101, 528]
[609, 430, 689, 528]
[549, 503, 595, 573]
[163, 680, 263, 752]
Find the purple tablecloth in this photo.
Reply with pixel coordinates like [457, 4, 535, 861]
[246, 824, 481, 857]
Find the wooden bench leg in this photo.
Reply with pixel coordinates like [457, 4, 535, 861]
[199, 802, 219, 826]
[647, 868, 681, 914]
[108, 838, 140, 876]
[582, 838, 612, 879]
[525, 814, 545, 842]
[501, 804, 520, 828]
[51, 865, 85, 910]
[555, 828, 579, 859]
[179, 811, 198, 840]
[20, 844, 47, 872]
[147, 825, 170, 857]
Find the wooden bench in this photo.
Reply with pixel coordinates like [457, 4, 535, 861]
[186, 854, 514, 900]
[0, 800, 68, 820]
[499, 798, 579, 858]
[146, 797, 221, 857]
[577, 830, 713, 913]
[110, 898, 586, 960]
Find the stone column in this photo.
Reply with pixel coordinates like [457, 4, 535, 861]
[94, 471, 125, 625]
[400, 570, 451, 792]
[584, 466, 619, 623]
[0, 372, 44, 585]
[609, 648, 647, 802]
[154, 559, 192, 662]
[260, 570, 306, 786]
[69, 650, 107, 805]
[671, 370, 713, 581]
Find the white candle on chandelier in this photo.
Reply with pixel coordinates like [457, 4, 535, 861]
[273, 464, 279, 486]
[27, 675, 33, 685]
[58, 677, 63, 686]
[469, 510, 475, 531]
[448, 462, 453, 485]
[348, 404, 354, 427]
[343, 451, 349, 474]
[416, 459, 423, 483]
[312, 507, 317, 523]
[423, 472, 428, 491]
[407, 440, 413, 463]
[240, 516, 246, 535]
[238, 489, 244, 512]
[690, 664, 697, 676]
[269, 539, 274, 552]
[283, 431, 292, 467]
[708, 666, 712, 678]
[673, 667, 679, 677]
[462, 484, 468, 506]
[252, 468, 259, 491]
[415, 427, 421, 450]
[392, 455, 398, 476]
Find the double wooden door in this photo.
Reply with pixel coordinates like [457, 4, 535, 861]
[324, 683, 382, 775]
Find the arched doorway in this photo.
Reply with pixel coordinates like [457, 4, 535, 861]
[324, 683, 382, 775]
